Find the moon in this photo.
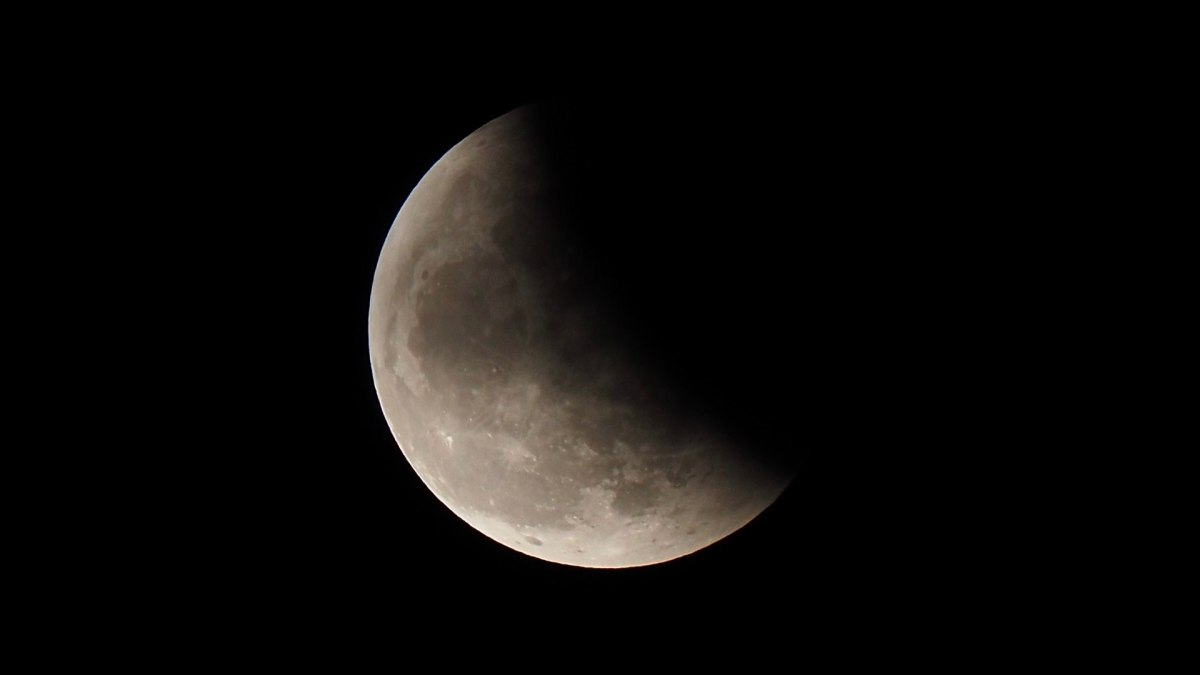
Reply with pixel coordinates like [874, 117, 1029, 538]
[369, 104, 795, 568]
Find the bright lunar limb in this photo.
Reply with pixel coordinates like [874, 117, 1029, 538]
[369, 105, 794, 568]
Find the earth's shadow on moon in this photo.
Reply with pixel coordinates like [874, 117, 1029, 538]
[370, 97, 828, 567]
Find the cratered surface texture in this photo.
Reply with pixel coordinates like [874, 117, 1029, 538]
[369, 104, 795, 568]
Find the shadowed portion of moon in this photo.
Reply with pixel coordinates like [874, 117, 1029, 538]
[370, 104, 797, 568]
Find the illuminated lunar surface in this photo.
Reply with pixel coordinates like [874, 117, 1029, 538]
[369, 105, 794, 568]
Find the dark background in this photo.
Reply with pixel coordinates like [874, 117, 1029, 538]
[16, 16, 1125, 659]
[204, 80, 960, 627]
[73, 48, 1025, 645]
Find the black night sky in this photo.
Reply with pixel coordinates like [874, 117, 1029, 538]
[127, 49, 1016, 647]
[7, 9, 1103, 658]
